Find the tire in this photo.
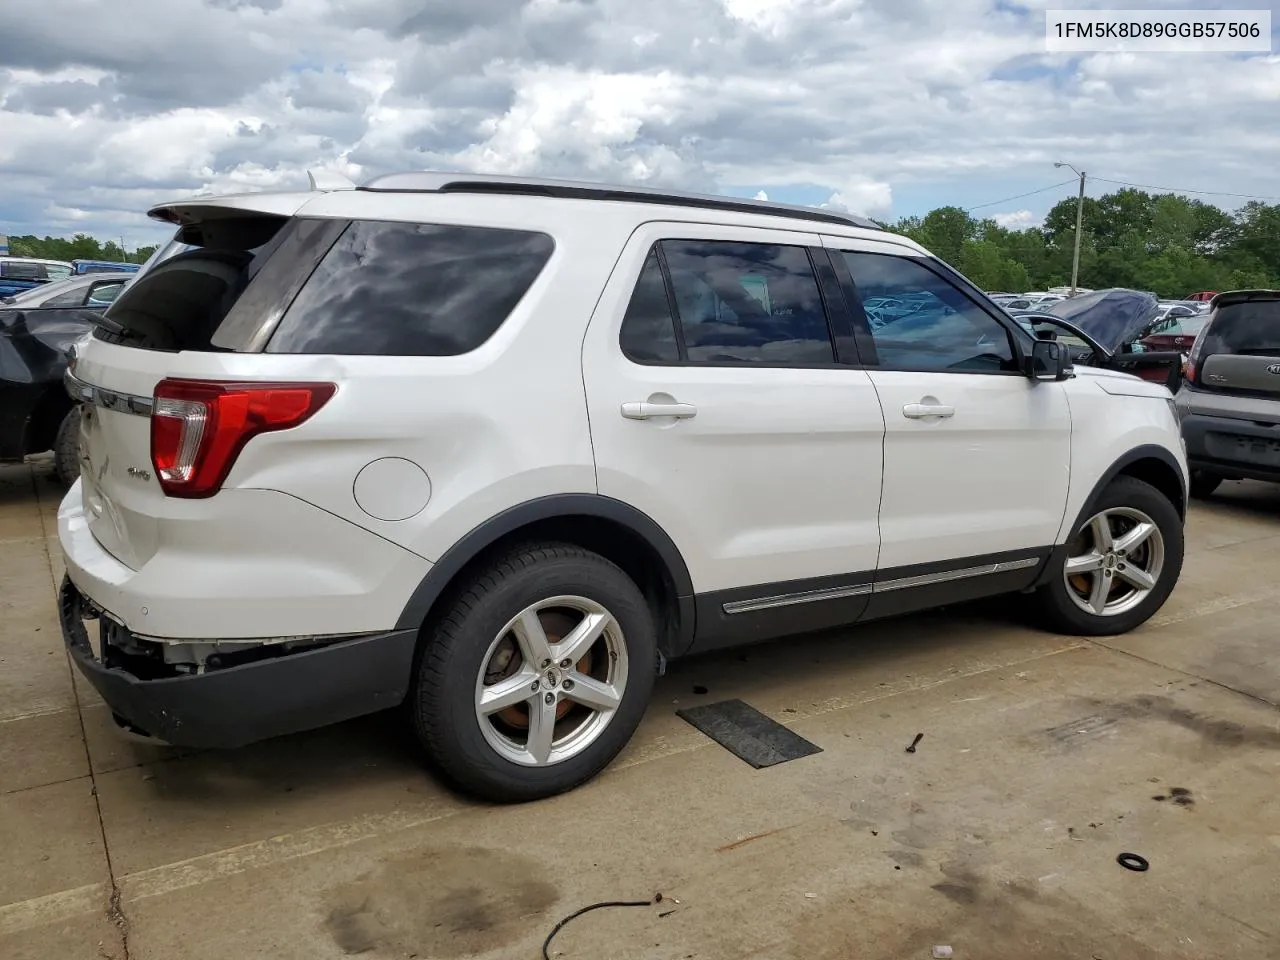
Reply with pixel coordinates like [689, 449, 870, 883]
[411, 542, 657, 803]
[1034, 475, 1184, 637]
[53, 406, 82, 488]
[1189, 471, 1222, 499]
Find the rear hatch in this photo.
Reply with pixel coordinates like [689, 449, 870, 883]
[69, 201, 347, 569]
[1187, 292, 1280, 401]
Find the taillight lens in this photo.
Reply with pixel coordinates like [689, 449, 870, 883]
[150, 379, 336, 498]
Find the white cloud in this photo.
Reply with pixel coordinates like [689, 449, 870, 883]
[992, 209, 1039, 229]
[753, 190, 768, 201]
[0, 0, 1277, 247]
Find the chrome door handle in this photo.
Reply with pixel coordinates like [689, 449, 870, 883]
[903, 402, 955, 419]
[621, 401, 698, 420]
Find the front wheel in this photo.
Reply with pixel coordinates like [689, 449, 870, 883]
[1034, 476, 1184, 636]
[410, 543, 656, 803]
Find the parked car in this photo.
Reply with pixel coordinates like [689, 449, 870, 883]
[71, 259, 142, 276]
[57, 172, 1188, 802]
[1175, 290, 1280, 497]
[1184, 291, 1218, 303]
[1141, 310, 1209, 354]
[0, 257, 73, 298]
[1011, 289, 1188, 388]
[0, 273, 133, 484]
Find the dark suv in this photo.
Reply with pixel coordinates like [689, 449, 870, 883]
[1175, 290, 1280, 497]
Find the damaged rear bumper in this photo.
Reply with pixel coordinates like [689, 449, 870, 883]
[58, 576, 418, 749]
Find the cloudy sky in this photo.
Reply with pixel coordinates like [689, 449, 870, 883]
[1, 0, 1278, 250]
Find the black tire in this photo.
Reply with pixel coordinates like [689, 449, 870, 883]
[1189, 471, 1222, 499]
[1034, 475, 1184, 637]
[53, 406, 82, 488]
[411, 542, 657, 803]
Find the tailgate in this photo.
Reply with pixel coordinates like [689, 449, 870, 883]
[1199, 352, 1280, 397]
[68, 340, 174, 570]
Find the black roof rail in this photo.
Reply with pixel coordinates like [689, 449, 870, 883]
[358, 171, 881, 230]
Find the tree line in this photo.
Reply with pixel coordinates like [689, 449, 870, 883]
[883, 189, 1280, 298]
[6, 187, 1278, 299]
[5, 234, 158, 266]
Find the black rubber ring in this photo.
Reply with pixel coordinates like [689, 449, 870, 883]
[1117, 853, 1149, 872]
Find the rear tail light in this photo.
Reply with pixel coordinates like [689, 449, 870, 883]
[150, 379, 336, 498]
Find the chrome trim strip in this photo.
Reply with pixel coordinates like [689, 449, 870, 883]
[722, 582, 872, 615]
[721, 556, 1042, 614]
[873, 557, 1041, 594]
[64, 370, 154, 417]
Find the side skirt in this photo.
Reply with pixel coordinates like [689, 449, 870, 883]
[691, 547, 1052, 654]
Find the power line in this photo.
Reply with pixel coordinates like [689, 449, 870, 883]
[965, 179, 1078, 211]
[1088, 176, 1280, 203]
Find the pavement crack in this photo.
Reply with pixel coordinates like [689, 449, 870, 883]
[31, 466, 133, 960]
[1085, 639, 1280, 711]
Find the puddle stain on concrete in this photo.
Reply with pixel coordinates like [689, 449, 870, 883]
[322, 846, 558, 957]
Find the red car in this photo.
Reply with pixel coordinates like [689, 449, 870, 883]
[1140, 312, 1209, 354]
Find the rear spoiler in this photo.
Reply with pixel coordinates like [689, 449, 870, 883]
[148, 169, 357, 225]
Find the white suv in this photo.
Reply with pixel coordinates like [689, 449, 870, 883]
[57, 173, 1188, 802]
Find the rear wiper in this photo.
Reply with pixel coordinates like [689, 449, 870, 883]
[93, 315, 127, 337]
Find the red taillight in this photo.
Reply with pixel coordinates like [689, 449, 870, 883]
[150, 379, 336, 498]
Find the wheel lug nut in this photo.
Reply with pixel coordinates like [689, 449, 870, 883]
[563, 679, 575, 691]
[559, 658, 571, 668]
[540, 659, 551, 668]
[544, 693, 555, 705]
[531, 680, 540, 692]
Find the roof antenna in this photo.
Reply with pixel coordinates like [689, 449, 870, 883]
[307, 169, 356, 191]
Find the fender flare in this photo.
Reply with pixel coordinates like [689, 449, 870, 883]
[1035, 443, 1187, 587]
[394, 493, 696, 636]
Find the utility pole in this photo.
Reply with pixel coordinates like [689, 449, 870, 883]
[1054, 162, 1086, 296]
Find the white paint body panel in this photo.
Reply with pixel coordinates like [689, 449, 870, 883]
[867, 370, 1072, 568]
[1054, 369, 1188, 543]
[581, 221, 885, 593]
[58, 186, 1188, 648]
[59, 479, 432, 640]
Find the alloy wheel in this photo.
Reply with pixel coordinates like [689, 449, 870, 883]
[474, 595, 628, 766]
[1063, 506, 1165, 617]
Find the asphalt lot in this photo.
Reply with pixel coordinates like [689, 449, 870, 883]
[2, 458, 1279, 960]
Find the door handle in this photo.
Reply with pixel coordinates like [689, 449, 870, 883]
[902, 402, 955, 419]
[621, 401, 698, 420]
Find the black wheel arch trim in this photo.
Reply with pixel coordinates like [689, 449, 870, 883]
[1033, 443, 1187, 588]
[394, 493, 697, 649]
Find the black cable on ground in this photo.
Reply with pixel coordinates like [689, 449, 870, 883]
[541, 895, 661, 959]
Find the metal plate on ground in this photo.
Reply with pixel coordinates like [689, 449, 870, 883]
[676, 698, 823, 768]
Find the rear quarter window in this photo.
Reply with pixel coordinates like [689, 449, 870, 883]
[265, 220, 555, 357]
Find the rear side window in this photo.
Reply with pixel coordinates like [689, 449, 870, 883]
[618, 240, 836, 365]
[1199, 299, 1280, 357]
[266, 221, 555, 356]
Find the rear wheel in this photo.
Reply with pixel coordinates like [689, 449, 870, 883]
[53, 406, 82, 488]
[1034, 476, 1183, 636]
[411, 543, 656, 802]
[1189, 471, 1222, 499]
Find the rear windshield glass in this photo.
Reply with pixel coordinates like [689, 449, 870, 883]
[265, 220, 555, 357]
[1200, 299, 1280, 357]
[95, 216, 295, 351]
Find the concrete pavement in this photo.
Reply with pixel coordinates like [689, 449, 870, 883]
[2, 456, 1278, 959]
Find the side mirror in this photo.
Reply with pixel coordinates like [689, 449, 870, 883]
[1027, 339, 1072, 382]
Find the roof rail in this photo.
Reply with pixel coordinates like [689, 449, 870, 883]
[358, 171, 881, 230]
